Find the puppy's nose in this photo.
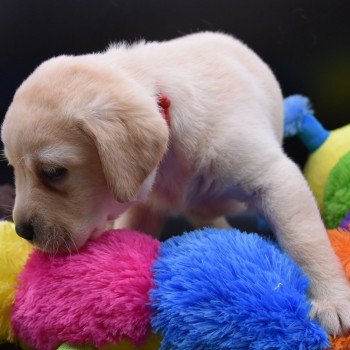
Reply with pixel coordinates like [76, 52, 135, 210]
[15, 223, 35, 241]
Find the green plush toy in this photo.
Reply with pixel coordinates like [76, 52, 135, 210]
[284, 95, 350, 228]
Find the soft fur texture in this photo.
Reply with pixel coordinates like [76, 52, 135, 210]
[11, 230, 160, 350]
[0, 221, 32, 342]
[150, 228, 329, 350]
[2, 32, 350, 334]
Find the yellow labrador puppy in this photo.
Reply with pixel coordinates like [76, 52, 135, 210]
[2, 32, 350, 335]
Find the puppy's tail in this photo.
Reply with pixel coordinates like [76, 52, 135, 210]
[283, 95, 330, 152]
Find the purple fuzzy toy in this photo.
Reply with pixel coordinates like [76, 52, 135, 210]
[341, 211, 350, 230]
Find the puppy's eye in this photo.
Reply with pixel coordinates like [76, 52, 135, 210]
[41, 167, 67, 182]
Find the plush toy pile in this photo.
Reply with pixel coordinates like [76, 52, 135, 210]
[2, 220, 350, 350]
[284, 95, 350, 228]
[1, 95, 350, 349]
[0, 222, 330, 350]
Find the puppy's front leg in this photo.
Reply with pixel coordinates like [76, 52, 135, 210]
[246, 150, 350, 335]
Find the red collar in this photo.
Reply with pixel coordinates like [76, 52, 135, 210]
[157, 94, 171, 127]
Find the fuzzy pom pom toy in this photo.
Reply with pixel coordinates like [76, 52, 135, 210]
[11, 229, 160, 350]
[284, 95, 350, 228]
[341, 211, 350, 230]
[327, 225, 350, 349]
[0, 221, 32, 343]
[150, 228, 329, 350]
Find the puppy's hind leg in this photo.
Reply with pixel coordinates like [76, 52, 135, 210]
[239, 143, 350, 336]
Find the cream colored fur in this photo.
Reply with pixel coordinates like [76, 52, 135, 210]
[2, 32, 350, 335]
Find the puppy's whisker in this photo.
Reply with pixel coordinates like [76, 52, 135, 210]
[46, 237, 52, 254]
[64, 237, 72, 256]
[51, 227, 57, 256]
[0, 209, 14, 216]
[60, 228, 69, 255]
[0, 204, 15, 208]
[43, 238, 49, 254]
[54, 227, 61, 257]
[0, 207, 15, 212]
[0, 150, 8, 162]
[67, 232, 79, 254]
[43, 227, 54, 254]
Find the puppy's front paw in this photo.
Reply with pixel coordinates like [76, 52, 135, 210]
[310, 298, 350, 336]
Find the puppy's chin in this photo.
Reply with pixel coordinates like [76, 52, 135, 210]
[35, 240, 76, 255]
[32, 222, 99, 255]
[33, 226, 80, 255]
[33, 200, 138, 255]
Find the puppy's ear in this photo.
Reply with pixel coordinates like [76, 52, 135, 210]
[78, 104, 169, 203]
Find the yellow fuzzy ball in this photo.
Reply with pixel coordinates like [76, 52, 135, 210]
[0, 221, 32, 342]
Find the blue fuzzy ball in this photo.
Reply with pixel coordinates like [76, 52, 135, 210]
[150, 228, 329, 350]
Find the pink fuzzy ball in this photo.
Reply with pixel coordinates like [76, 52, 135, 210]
[11, 229, 160, 350]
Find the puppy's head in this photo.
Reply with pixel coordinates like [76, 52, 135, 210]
[1, 55, 169, 254]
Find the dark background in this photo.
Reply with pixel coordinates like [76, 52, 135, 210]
[0, 0, 349, 185]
